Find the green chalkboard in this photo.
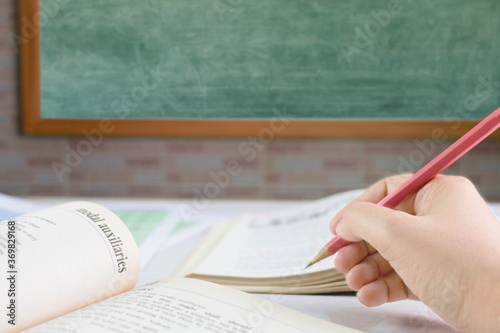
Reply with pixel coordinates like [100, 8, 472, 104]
[40, 0, 500, 120]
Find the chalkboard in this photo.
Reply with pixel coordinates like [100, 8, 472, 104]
[21, 0, 500, 137]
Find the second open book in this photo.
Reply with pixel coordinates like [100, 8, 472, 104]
[176, 189, 363, 294]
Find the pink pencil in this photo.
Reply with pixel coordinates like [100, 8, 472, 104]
[306, 107, 500, 268]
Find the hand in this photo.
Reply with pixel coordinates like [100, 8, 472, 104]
[329, 175, 500, 332]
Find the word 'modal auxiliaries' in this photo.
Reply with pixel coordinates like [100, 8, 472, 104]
[76, 208, 129, 273]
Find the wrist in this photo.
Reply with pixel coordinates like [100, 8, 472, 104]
[466, 266, 500, 332]
[484, 270, 500, 332]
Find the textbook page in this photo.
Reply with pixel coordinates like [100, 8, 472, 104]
[191, 190, 362, 278]
[0, 202, 140, 332]
[28, 278, 361, 333]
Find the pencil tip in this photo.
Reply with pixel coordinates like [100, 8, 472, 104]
[305, 247, 333, 270]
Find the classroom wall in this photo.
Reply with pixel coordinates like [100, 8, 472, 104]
[1, 0, 500, 201]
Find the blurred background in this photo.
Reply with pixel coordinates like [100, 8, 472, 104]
[1, 0, 500, 201]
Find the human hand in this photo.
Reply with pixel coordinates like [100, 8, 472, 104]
[329, 175, 500, 332]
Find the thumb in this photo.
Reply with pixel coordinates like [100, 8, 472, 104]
[335, 201, 418, 257]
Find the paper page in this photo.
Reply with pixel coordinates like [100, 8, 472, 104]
[0, 193, 43, 221]
[95, 201, 222, 270]
[0, 202, 140, 332]
[109, 207, 175, 268]
[195, 190, 362, 278]
[138, 212, 231, 286]
[159, 212, 230, 250]
[113, 210, 169, 245]
[28, 278, 361, 333]
[139, 234, 206, 286]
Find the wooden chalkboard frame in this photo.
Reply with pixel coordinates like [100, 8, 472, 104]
[20, 0, 497, 139]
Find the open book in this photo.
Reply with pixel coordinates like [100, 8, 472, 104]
[176, 190, 363, 294]
[0, 201, 360, 332]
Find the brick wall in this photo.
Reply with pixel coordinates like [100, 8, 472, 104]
[1, 0, 499, 201]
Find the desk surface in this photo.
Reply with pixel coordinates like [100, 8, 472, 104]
[28, 196, 460, 332]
